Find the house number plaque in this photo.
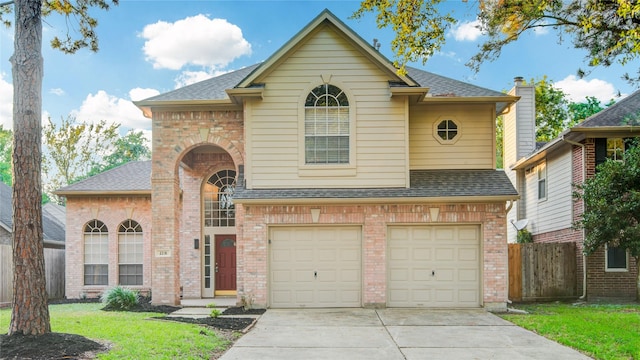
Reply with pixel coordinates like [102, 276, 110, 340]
[155, 249, 171, 257]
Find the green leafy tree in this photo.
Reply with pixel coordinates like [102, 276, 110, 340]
[43, 116, 119, 198]
[0, 126, 13, 186]
[352, 0, 456, 74]
[568, 96, 615, 124]
[574, 142, 640, 300]
[533, 77, 570, 142]
[80, 129, 151, 181]
[355, 0, 640, 84]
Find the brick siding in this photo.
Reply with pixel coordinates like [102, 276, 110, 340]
[65, 196, 152, 299]
[238, 203, 509, 310]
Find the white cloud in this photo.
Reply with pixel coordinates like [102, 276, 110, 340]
[555, 75, 618, 103]
[451, 20, 482, 42]
[129, 87, 160, 102]
[49, 88, 65, 96]
[174, 69, 229, 88]
[140, 14, 252, 70]
[71, 90, 151, 132]
[0, 73, 12, 129]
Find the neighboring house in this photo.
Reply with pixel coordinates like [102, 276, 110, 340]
[57, 10, 521, 310]
[505, 81, 640, 300]
[0, 182, 66, 304]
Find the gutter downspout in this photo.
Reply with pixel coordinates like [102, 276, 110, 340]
[563, 137, 587, 300]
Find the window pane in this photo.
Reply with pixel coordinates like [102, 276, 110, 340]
[84, 264, 108, 285]
[119, 264, 143, 286]
[607, 247, 627, 269]
[305, 84, 349, 164]
[203, 170, 236, 227]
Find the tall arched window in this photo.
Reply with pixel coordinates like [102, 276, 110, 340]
[204, 170, 236, 227]
[84, 220, 108, 285]
[118, 220, 143, 285]
[305, 84, 349, 164]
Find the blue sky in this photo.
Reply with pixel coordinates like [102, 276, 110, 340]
[1, 0, 638, 136]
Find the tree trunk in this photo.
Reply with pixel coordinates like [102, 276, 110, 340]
[8, 0, 51, 336]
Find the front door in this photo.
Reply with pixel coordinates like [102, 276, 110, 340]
[214, 235, 236, 295]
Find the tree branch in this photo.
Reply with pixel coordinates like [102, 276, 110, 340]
[0, 1, 14, 6]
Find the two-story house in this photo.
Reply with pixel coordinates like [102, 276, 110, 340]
[57, 10, 520, 310]
[505, 80, 640, 300]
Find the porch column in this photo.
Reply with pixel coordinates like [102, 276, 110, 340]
[151, 172, 181, 305]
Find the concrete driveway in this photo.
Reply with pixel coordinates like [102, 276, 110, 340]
[219, 308, 592, 360]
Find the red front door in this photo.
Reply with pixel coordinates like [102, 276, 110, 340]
[215, 235, 236, 291]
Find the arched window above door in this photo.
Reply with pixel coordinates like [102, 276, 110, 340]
[204, 169, 236, 227]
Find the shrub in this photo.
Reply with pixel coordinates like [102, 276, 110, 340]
[517, 229, 533, 243]
[205, 302, 217, 309]
[210, 309, 222, 318]
[101, 286, 139, 310]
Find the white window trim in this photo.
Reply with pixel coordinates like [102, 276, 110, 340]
[298, 80, 356, 176]
[537, 161, 547, 202]
[604, 244, 629, 272]
[432, 116, 461, 145]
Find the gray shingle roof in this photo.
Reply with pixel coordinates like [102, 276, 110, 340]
[575, 89, 640, 128]
[138, 63, 507, 107]
[0, 182, 66, 242]
[234, 170, 517, 201]
[406, 67, 505, 98]
[140, 64, 261, 103]
[56, 161, 152, 194]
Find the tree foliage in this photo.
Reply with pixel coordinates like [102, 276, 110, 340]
[0, 126, 13, 186]
[533, 77, 569, 142]
[355, 0, 640, 84]
[78, 129, 151, 182]
[574, 141, 640, 299]
[43, 116, 119, 191]
[352, 0, 456, 74]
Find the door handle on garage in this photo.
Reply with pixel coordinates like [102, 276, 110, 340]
[432, 270, 435, 276]
[314, 271, 317, 278]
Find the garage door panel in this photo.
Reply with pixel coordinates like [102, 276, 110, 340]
[459, 269, 479, 282]
[435, 248, 454, 261]
[270, 226, 362, 308]
[388, 225, 481, 308]
[413, 248, 431, 260]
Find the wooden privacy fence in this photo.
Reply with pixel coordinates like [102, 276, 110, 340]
[0, 244, 65, 305]
[509, 242, 577, 302]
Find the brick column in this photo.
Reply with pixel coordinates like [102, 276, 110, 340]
[151, 173, 182, 305]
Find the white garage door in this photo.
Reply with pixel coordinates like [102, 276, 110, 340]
[270, 226, 361, 308]
[388, 225, 481, 308]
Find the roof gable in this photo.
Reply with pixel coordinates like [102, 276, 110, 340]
[237, 9, 418, 89]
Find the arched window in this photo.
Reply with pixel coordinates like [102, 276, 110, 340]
[305, 84, 349, 164]
[204, 169, 236, 227]
[84, 220, 108, 285]
[118, 220, 143, 285]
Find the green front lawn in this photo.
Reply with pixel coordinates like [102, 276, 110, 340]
[0, 303, 232, 359]
[501, 303, 640, 360]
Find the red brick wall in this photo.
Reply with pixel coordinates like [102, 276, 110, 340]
[586, 247, 638, 299]
[151, 109, 244, 304]
[237, 202, 509, 310]
[65, 196, 152, 299]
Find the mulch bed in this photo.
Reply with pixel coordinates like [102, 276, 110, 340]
[1, 298, 266, 359]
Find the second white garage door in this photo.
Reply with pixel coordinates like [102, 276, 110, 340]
[388, 225, 481, 308]
[270, 226, 361, 308]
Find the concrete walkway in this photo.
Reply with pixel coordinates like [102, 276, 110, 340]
[219, 308, 592, 360]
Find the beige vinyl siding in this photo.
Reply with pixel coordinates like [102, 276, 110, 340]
[523, 145, 573, 234]
[246, 24, 408, 189]
[409, 104, 495, 170]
